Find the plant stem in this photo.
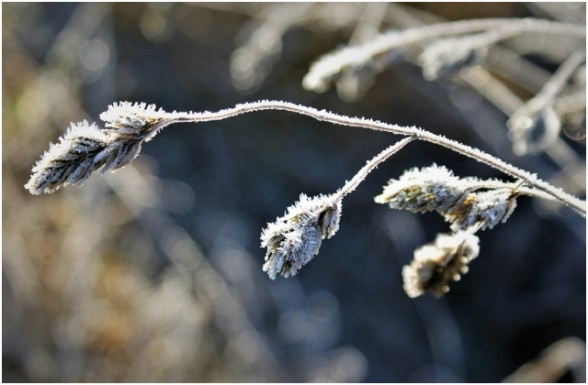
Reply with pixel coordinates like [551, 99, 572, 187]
[303, 18, 586, 91]
[168, 100, 586, 217]
[460, 181, 559, 202]
[336, 137, 414, 199]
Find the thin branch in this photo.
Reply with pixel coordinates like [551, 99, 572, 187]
[507, 50, 586, 154]
[171, 100, 585, 216]
[303, 18, 586, 92]
[459, 180, 559, 203]
[510, 49, 586, 120]
[336, 137, 414, 199]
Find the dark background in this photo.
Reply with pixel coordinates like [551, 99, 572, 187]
[3, 3, 585, 382]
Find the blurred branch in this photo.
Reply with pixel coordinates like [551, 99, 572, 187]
[507, 50, 586, 155]
[502, 337, 586, 383]
[303, 18, 585, 93]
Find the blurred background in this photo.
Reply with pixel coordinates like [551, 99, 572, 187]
[3, 3, 586, 382]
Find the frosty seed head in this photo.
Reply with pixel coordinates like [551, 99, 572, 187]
[26, 102, 178, 195]
[25, 121, 112, 195]
[100, 101, 169, 137]
[403, 231, 480, 298]
[261, 193, 342, 280]
[376, 164, 519, 233]
[374, 164, 466, 213]
[445, 189, 518, 231]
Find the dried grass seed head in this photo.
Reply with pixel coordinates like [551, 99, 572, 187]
[419, 35, 486, 80]
[374, 164, 466, 213]
[508, 106, 562, 156]
[261, 193, 342, 280]
[376, 164, 519, 232]
[100, 101, 169, 138]
[403, 231, 480, 298]
[26, 102, 176, 195]
[25, 121, 113, 195]
[445, 189, 518, 231]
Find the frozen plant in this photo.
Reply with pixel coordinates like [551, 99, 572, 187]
[26, 102, 180, 195]
[507, 50, 586, 155]
[374, 164, 522, 232]
[402, 231, 480, 298]
[26, 100, 585, 297]
[261, 137, 412, 279]
[303, 18, 584, 94]
[261, 193, 342, 280]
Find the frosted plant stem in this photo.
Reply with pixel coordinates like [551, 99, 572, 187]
[303, 18, 586, 91]
[169, 100, 585, 217]
[336, 137, 414, 199]
[461, 181, 558, 203]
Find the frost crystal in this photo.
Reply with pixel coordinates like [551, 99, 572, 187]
[403, 231, 480, 298]
[261, 193, 342, 280]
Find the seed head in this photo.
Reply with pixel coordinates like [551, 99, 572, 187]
[403, 231, 480, 298]
[445, 189, 518, 231]
[376, 164, 518, 232]
[419, 35, 485, 80]
[261, 193, 342, 280]
[26, 102, 176, 195]
[99, 101, 169, 136]
[26, 121, 113, 194]
[375, 164, 466, 213]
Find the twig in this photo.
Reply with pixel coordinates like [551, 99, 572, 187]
[510, 49, 586, 120]
[176, 100, 586, 216]
[336, 137, 414, 198]
[303, 18, 586, 92]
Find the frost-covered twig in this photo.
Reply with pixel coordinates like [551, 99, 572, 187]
[26, 100, 586, 217]
[303, 18, 586, 93]
[335, 137, 414, 198]
[418, 26, 521, 80]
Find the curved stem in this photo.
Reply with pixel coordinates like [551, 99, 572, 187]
[303, 18, 586, 91]
[167, 100, 585, 217]
[460, 180, 560, 202]
[335, 137, 414, 199]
